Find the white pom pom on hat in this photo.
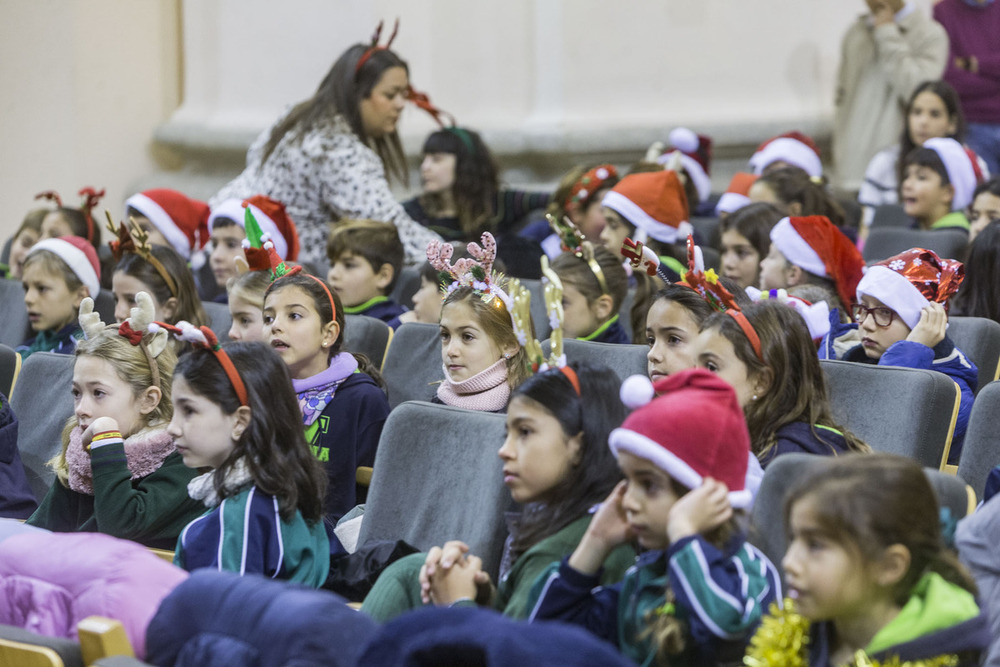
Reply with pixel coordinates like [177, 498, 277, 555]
[620, 374, 655, 410]
[669, 127, 699, 154]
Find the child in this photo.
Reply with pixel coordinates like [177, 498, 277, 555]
[326, 219, 407, 329]
[529, 164, 620, 257]
[17, 236, 101, 358]
[967, 176, 1000, 243]
[529, 369, 782, 666]
[108, 220, 207, 328]
[747, 453, 988, 665]
[696, 301, 869, 467]
[748, 131, 823, 178]
[26, 293, 204, 548]
[821, 248, 977, 462]
[361, 362, 637, 621]
[208, 196, 299, 297]
[35, 187, 104, 253]
[901, 137, 986, 231]
[952, 220, 1000, 324]
[715, 172, 758, 219]
[399, 260, 444, 325]
[427, 233, 530, 410]
[124, 188, 210, 261]
[263, 271, 389, 522]
[4, 208, 45, 279]
[226, 270, 271, 341]
[748, 166, 848, 229]
[166, 334, 330, 586]
[719, 202, 783, 290]
[758, 215, 865, 314]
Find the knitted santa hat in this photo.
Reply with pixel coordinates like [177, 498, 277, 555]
[27, 236, 101, 297]
[209, 196, 300, 261]
[125, 189, 210, 259]
[601, 170, 692, 244]
[612, 369, 753, 509]
[769, 216, 865, 309]
[922, 138, 987, 211]
[656, 127, 713, 204]
[749, 131, 822, 178]
[856, 248, 964, 330]
[715, 172, 758, 216]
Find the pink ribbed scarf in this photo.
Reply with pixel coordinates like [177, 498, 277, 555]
[436, 359, 511, 412]
[65, 425, 176, 495]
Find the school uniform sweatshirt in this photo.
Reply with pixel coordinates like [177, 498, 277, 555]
[344, 296, 407, 330]
[579, 314, 631, 345]
[758, 422, 852, 469]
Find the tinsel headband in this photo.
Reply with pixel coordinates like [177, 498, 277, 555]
[509, 256, 568, 376]
[547, 213, 609, 296]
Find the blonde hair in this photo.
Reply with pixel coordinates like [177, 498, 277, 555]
[227, 270, 272, 309]
[48, 328, 177, 485]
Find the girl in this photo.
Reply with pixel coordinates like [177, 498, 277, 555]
[550, 242, 630, 344]
[26, 293, 204, 549]
[748, 166, 848, 230]
[168, 336, 330, 586]
[4, 208, 45, 279]
[525, 164, 620, 255]
[398, 260, 444, 325]
[361, 362, 637, 621]
[967, 176, 1000, 243]
[111, 240, 207, 329]
[404, 126, 550, 242]
[17, 236, 101, 358]
[262, 271, 389, 522]
[226, 270, 271, 341]
[696, 301, 869, 467]
[428, 233, 530, 410]
[859, 81, 967, 233]
[36, 187, 104, 254]
[529, 369, 782, 666]
[952, 220, 1000, 324]
[748, 453, 988, 665]
[821, 248, 977, 462]
[900, 137, 986, 231]
[719, 202, 783, 290]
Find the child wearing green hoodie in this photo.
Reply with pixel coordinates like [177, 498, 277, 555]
[746, 453, 989, 666]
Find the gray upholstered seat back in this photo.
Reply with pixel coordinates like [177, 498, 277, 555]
[381, 322, 442, 409]
[541, 339, 647, 384]
[863, 227, 968, 264]
[957, 381, 1000, 501]
[11, 352, 76, 501]
[518, 279, 552, 340]
[358, 401, 510, 578]
[389, 266, 421, 309]
[343, 315, 392, 369]
[201, 300, 232, 342]
[0, 278, 30, 348]
[947, 316, 1000, 395]
[870, 203, 909, 229]
[821, 360, 959, 469]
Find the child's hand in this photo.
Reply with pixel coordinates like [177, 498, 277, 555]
[569, 481, 633, 575]
[667, 478, 733, 543]
[869, 0, 896, 26]
[420, 541, 490, 604]
[81, 416, 120, 452]
[426, 553, 493, 607]
[906, 302, 947, 350]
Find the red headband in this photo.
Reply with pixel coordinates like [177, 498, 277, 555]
[155, 322, 249, 407]
[559, 365, 581, 396]
[355, 19, 399, 75]
[305, 274, 336, 320]
[726, 310, 763, 362]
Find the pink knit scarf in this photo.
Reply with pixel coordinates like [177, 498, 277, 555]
[436, 358, 511, 412]
[65, 425, 176, 495]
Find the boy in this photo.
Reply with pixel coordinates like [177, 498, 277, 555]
[901, 137, 985, 231]
[326, 220, 407, 329]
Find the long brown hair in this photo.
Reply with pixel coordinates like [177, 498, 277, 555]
[758, 167, 846, 228]
[700, 301, 868, 460]
[417, 128, 500, 238]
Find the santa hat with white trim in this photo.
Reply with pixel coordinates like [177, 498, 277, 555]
[921, 138, 987, 211]
[656, 127, 712, 204]
[769, 215, 865, 309]
[208, 195, 300, 261]
[749, 131, 822, 178]
[124, 189, 210, 259]
[715, 172, 758, 216]
[612, 369, 753, 509]
[856, 248, 964, 330]
[601, 171, 692, 245]
[26, 236, 101, 298]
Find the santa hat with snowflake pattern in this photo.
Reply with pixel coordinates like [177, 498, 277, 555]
[769, 215, 865, 309]
[209, 196, 300, 261]
[749, 131, 822, 178]
[856, 248, 964, 330]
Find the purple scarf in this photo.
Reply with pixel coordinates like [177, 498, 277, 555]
[291, 353, 359, 425]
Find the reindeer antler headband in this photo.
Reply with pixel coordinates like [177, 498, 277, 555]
[35, 187, 105, 243]
[427, 232, 512, 311]
[79, 291, 169, 389]
[547, 214, 609, 296]
[106, 212, 179, 297]
[152, 321, 249, 407]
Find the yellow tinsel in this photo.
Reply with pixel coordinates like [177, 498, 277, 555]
[744, 599, 961, 667]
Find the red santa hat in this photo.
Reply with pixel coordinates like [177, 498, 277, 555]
[656, 127, 712, 204]
[612, 369, 753, 508]
[601, 171, 692, 244]
[567, 164, 619, 212]
[856, 248, 964, 330]
[209, 195, 300, 261]
[922, 138, 987, 211]
[26, 236, 101, 298]
[749, 131, 822, 178]
[715, 172, 758, 216]
[125, 189, 210, 259]
[769, 216, 865, 309]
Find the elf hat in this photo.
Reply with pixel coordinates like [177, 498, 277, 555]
[715, 172, 758, 216]
[125, 189, 210, 259]
[27, 236, 101, 298]
[209, 196, 300, 261]
[612, 369, 753, 509]
[601, 171, 692, 245]
[922, 138, 986, 211]
[856, 248, 964, 330]
[656, 127, 713, 204]
[769, 216, 865, 309]
[749, 131, 822, 178]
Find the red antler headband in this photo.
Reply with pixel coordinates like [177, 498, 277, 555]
[355, 18, 399, 74]
[78, 187, 105, 244]
[153, 322, 249, 407]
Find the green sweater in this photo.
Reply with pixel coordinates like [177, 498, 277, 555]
[26, 446, 205, 550]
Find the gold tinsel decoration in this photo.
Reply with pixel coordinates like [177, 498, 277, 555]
[744, 599, 960, 667]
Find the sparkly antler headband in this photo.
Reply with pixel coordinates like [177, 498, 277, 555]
[547, 213, 609, 296]
[106, 212, 179, 297]
[427, 232, 512, 312]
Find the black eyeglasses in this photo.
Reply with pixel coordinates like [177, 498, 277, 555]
[851, 304, 896, 328]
